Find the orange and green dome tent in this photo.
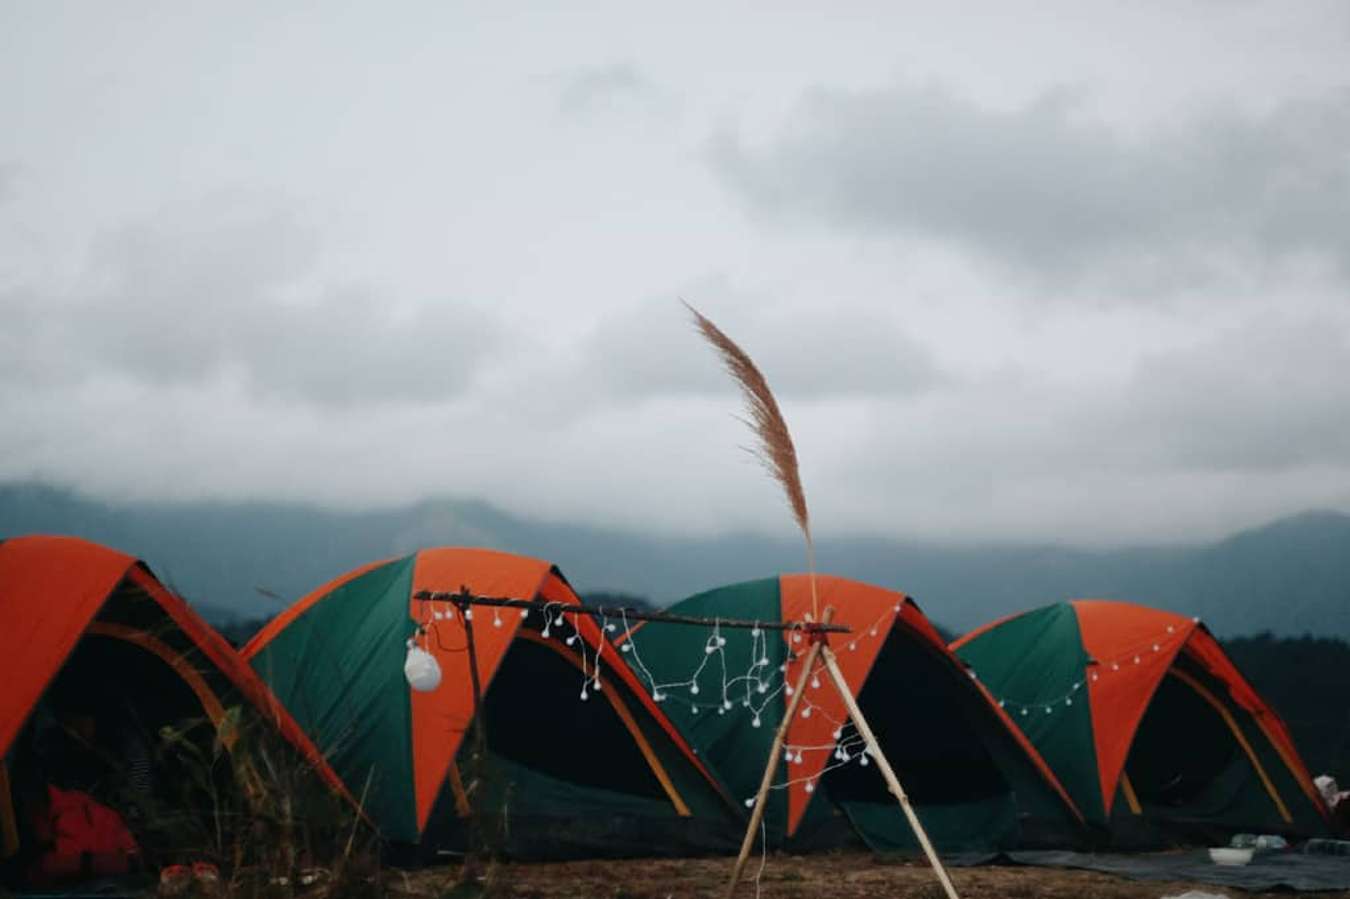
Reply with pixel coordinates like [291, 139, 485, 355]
[0, 534, 350, 864]
[952, 600, 1332, 845]
[621, 574, 1084, 853]
[242, 547, 740, 856]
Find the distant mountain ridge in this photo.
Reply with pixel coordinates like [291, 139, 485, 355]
[2, 482, 1348, 639]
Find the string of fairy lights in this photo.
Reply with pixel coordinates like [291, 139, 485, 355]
[407, 592, 1205, 809]
[405, 593, 907, 801]
[966, 617, 1201, 717]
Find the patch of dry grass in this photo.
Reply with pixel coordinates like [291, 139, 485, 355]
[382, 852, 1350, 899]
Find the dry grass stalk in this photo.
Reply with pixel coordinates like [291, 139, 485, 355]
[685, 302, 820, 618]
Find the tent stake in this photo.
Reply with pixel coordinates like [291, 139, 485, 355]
[820, 644, 961, 899]
[725, 608, 834, 898]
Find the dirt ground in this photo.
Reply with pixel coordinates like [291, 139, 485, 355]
[390, 852, 1350, 899]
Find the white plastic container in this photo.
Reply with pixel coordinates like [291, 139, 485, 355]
[1208, 847, 1254, 866]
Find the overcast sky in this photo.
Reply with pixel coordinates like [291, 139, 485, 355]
[3, 1, 1349, 546]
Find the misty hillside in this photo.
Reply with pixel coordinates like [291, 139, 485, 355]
[3, 482, 1349, 639]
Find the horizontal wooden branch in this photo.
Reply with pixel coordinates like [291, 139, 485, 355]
[412, 588, 852, 634]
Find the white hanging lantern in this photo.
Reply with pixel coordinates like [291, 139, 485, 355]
[404, 644, 443, 692]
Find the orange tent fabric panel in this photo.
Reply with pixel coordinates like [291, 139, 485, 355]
[779, 574, 905, 836]
[0, 536, 135, 757]
[406, 548, 553, 832]
[1072, 600, 1195, 815]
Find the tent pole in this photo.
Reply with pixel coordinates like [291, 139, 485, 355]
[456, 591, 491, 878]
[819, 645, 961, 899]
[725, 607, 835, 898]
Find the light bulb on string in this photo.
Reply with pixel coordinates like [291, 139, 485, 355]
[493, 608, 503, 628]
[404, 642, 442, 692]
[519, 607, 530, 619]
[463, 608, 473, 620]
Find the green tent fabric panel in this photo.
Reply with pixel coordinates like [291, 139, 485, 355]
[477, 753, 691, 819]
[626, 577, 787, 834]
[480, 637, 673, 805]
[1113, 659, 1328, 844]
[1161, 660, 1326, 838]
[429, 752, 740, 858]
[839, 794, 1019, 854]
[248, 556, 420, 841]
[956, 605, 1105, 823]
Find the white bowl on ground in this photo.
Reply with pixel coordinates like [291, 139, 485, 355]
[1209, 847, 1255, 866]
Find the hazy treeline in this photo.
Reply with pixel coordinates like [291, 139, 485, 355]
[1223, 633, 1350, 784]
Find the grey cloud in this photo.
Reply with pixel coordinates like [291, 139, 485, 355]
[0, 163, 16, 205]
[3, 202, 502, 406]
[574, 298, 947, 402]
[555, 62, 671, 118]
[854, 316, 1350, 489]
[711, 84, 1350, 286]
[1119, 320, 1350, 472]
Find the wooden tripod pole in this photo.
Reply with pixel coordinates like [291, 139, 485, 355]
[820, 644, 961, 899]
[725, 608, 834, 898]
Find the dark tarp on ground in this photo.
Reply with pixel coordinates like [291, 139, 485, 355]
[1003, 848, 1350, 892]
